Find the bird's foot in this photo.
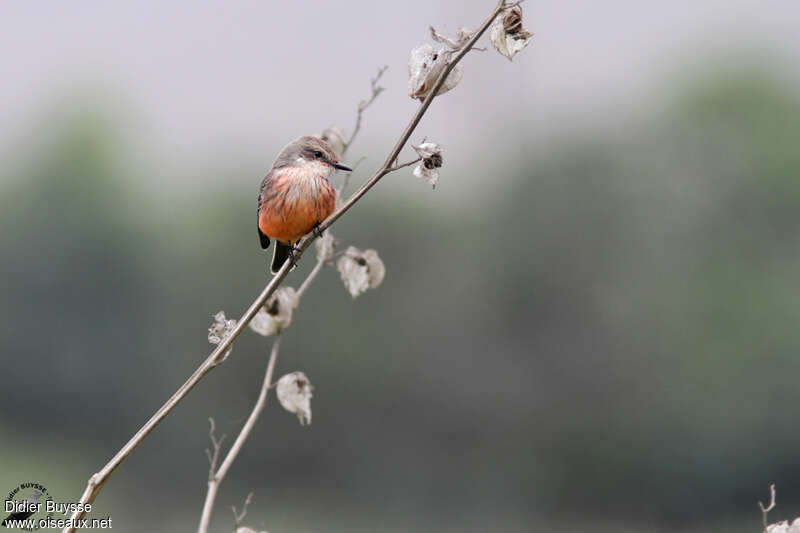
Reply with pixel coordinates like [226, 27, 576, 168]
[311, 223, 324, 239]
[287, 243, 300, 268]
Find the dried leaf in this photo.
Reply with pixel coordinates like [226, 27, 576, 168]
[276, 371, 313, 426]
[490, 6, 533, 61]
[362, 249, 385, 289]
[208, 311, 237, 344]
[315, 231, 337, 264]
[412, 142, 443, 188]
[336, 246, 386, 298]
[429, 26, 473, 50]
[408, 43, 462, 101]
[767, 519, 800, 533]
[249, 287, 299, 336]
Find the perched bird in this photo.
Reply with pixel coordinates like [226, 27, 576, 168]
[258, 136, 352, 273]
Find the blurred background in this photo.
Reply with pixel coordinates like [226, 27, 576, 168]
[2, 1, 800, 531]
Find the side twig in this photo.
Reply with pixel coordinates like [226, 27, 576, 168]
[296, 254, 326, 298]
[197, 243, 329, 533]
[197, 336, 282, 533]
[759, 483, 776, 533]
[391, 157, 422, 172]
[338, 66, 385, 201]
[65, 3, 508, 530]
[232, 492, 253, 531]
[344, 65, 387, 152]
[205, 418, 226, 480]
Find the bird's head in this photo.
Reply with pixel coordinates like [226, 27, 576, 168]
[275, 136, 352, 172]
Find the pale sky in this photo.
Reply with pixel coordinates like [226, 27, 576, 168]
[1, 1, 798, 169]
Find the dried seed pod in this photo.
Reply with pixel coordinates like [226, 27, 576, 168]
[412, 142, 444, 188]
[490, 6, 533, 61]
[429, 26, 474, 50]
[208, 311, 236, 345]
[408, 43, 463, 101]
[249, 287, 299, 337]
[336, 246, 386, 298]
[276, 371, 313, 426]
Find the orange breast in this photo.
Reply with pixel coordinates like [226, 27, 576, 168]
[258, 168, 337, 244]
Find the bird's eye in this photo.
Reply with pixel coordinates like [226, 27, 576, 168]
[313, 150, 324, 159]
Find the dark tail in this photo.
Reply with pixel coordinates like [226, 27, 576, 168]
[271, 242, 291, 274]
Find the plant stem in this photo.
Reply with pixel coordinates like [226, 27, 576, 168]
[197, 336, 281, 533]
[64, 3, 507, 530]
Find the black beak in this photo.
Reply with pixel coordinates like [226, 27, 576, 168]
[332, 161, 353, 172]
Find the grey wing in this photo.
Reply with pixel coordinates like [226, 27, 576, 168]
[257, 177, 271, 250]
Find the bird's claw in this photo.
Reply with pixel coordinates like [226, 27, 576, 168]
[311, 223, 324, 239]
[287, 243, 300, 268]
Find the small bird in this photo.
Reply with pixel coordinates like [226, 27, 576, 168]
[258, 136, 352, 273]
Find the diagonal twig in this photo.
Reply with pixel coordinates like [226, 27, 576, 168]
[196, 335, 281, 533]
[758, 484, 776, 533]
[232, 492, 253, 530]
[344, 65, 387, 153]
[65, 3, 510, 530]
[197, 238, 330, 533]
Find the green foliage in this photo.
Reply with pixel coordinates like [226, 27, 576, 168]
[2, 67, 799, 531]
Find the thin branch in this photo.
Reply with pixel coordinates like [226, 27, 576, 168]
[197, 245, 328, 532]
[65, 3, 507, 530]
[232, 492, 254, 529]
[297, 251, 327, 299]
[344, 65, 387, 152]
[205, 418, 226, 481]
[197, 336, 282, 533]
[390, 157, 422, 172]
[338, 66, 385, 203]
[337, 156, 367, 202]
[759, 483, 776, 533]
[315, 0, 506, 225]
[429, 26, 488, 52]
